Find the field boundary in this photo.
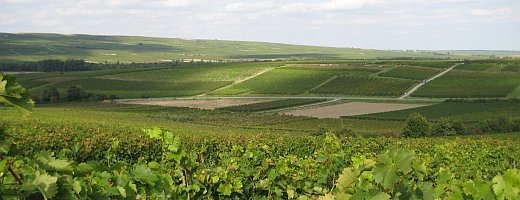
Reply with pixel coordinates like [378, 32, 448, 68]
[398, 63, 462, 99]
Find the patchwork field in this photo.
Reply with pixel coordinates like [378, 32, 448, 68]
[283, 102, 427, 118]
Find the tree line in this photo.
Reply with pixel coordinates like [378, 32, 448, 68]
[0, 59, 94, 72]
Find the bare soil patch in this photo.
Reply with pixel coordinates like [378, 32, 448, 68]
[283, 102, 427, 118]
[124, 99, 272, 110]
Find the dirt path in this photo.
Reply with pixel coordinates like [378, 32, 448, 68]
[398, 63, 462, 100]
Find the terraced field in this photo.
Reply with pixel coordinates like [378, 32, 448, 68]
[412, 70, 520, 98]
[312, 76, 417, 96]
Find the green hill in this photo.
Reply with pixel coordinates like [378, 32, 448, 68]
[1, 32, 471, 63]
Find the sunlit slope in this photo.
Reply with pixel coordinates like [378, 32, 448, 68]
[0, 33, 469, 63]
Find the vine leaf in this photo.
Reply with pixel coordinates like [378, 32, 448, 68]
[33, 171, 59, 200]
[132, 164, 159, 186]
[0, 73, 34, 115]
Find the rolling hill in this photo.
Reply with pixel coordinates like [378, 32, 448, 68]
[0, 32, 474, 63]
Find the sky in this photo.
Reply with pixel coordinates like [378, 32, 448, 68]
[0, 0, 519, 50]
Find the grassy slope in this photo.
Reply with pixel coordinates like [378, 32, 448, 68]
[0, 33, 471, 63]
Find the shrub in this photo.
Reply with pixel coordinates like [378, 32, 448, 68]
[65, 85, 86, 101]
[403, 113, 432, 137]
[432, 119, 468, 136]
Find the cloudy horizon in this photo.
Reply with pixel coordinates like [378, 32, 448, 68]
[1, 0, 519, 50]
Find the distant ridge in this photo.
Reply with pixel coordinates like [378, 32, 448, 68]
[0, 32, 496, 63]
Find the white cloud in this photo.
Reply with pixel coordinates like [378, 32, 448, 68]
[471, 8, 512, 16]
[0, 0, 519, 50]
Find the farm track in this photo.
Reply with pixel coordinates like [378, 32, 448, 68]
[398, 63, 462, 100]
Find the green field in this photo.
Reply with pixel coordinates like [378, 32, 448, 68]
[354, 99, 520, 121]
[213, 67, 377, 95]
[412, 70, 520, 98]
[219, 99, 327, 112]
[379, 66, 441, 80]
[98, 62, 280, 82]
[311, 76, 417, 96]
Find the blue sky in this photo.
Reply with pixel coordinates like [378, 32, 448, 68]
[1, 0, 519, 50]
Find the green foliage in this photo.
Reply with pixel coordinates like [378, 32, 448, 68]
[312, 76, 417, 96]
[403, 113, 432, 137]
[0, 73, 34, 114]
[432, 119, 468, 136]
[323, 149, 520, 199]
[65, 85, 86, 101]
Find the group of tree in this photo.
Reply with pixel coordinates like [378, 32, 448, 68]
[403, 113, 520, 137]
[32, 85, 118, 104]
[0, 59, 94, 72]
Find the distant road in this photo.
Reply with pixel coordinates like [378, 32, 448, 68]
[398, 63, 462, 100]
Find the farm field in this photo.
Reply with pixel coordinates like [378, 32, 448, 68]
[283, 102, 428, 118]
[456, 59, 520, 72]
[123, 99, 273, 110]
[311, 76, 417, 96]
[379, 65, 441, 80]
[353, 99, 520, 121]
[412, 70, 520, 98]
[98, 62, 280, 82]
[219, 98, 327, 112]
[212, 67, 378, 95]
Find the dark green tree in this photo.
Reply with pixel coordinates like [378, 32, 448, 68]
[403, 113, 432, 137]
[65, 85, 86, 101]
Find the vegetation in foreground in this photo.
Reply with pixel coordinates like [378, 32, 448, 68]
[2, 73, 520, 199]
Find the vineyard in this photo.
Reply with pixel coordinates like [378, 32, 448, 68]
[219, 99, 327, 112]
[457, 60, 520, 72]
[2, 58, 520, 199]
[413, 70, 520, 98]
[97, 62, 280, 82]
[215, 67, 376, 95]
[311, 76, 417, 96]
[380, 66, 441, 80]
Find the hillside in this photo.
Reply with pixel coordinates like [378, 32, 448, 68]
[0, 33, 473, 63]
